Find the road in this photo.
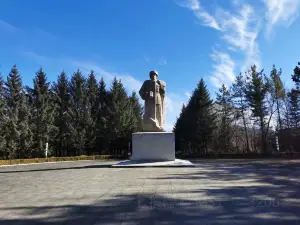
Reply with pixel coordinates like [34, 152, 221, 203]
[0, 159, 300, 225]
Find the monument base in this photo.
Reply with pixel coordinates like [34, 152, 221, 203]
[132, 132, 175, 161]
[112, 132, 194, 167]
[112, 158, 194, 167]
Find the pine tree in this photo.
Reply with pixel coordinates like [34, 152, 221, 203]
[287, 89, 300, 128]
[69, 69, 90, 156]
[95, 77, 109, 154]
[0, 74, 6, 158]
[268, 65, 285, 130]
[86, 70, 99, 154]
[291, 62, 300, 91]
[231, 73, 250, 153]
[52, 71, 71, 157]
[27, 68, 57, 157]
[129, 91, 143, 132]
[3, 65, 32, 159]
[215, 84, 233, 153]
[173, 104, 188, 154]
[86, 70, 99, 120]
[245, 65, 269, 154]
[184, 79, 216, 154]
[106, 77, 134, 154]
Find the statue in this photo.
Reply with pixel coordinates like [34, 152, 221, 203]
[139, 70, 166, 132]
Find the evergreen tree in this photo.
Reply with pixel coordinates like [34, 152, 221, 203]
[27, 68, 57, 157]
[287, 89, 300, 128]
[95, 77, 109, 154]
[231, 73, 250, 153]
[0, 74, 6, 158]
[268, 65, 285, 130]
[215, 84, 233, 153]
[68, 69, 90, 156]
[3, 65, 32, 159]
[106, 77, 134, 154]
[86, 70, 99, 120]
[52, 71, 71, 157]
[245, 65, 269, 153]
[129, 91, 143, 132]
[184, 79, 216, 154]
[291, 62, 300, 91]
[173, 104, 188, 153]
[86, 70, 99, 154]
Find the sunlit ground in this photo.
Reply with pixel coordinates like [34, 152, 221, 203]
[0, 159, 299, 224]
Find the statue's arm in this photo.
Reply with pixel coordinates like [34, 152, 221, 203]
[139, 82, 147, 100]
[159, 80, 166, 96]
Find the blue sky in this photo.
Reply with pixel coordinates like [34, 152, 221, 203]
[1, 0, 300, 131]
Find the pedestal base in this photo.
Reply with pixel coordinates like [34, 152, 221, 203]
[112, 159, 194, 167]
[131, 132, 175, 161]
[112, 132, 194, 167]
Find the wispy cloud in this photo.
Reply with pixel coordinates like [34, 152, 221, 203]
[19, 51, 51, 66]
[174, 0, 222, 30]
[0, 20, 20, 33]
[33, 28, 58, 41]
[215, 4, 261, 71]
[175, 1, 261, 88]
[210, 50, 236, 88]
[71, 60, 142, 94]
[143, 56, 150, 63]
[158, 58, 167, 66]
[264, 0, 300, 37]
[185, 92, 191, 98]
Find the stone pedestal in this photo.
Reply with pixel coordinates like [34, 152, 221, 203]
[112, 132, 194, 167]
[131, 132, 175, 161]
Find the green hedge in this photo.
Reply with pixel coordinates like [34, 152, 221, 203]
[0, 155, 128, 166]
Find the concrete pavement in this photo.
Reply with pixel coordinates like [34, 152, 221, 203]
[0, 159, 299, 224]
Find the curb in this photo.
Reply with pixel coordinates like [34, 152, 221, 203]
[0, 159, 97, 167]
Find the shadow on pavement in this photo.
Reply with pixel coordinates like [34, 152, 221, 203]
[0, 160, 299, 224]
[0, 190, 299, 225]
[0, 163, 115, 174]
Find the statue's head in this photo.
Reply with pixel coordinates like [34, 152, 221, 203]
[149, 70, 158, 81]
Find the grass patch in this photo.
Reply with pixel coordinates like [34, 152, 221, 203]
[0, 155, 128, 166]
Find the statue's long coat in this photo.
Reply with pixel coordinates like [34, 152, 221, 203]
[139, 79, 166, 127]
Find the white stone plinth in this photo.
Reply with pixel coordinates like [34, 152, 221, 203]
[131, 132, 175, 161]
[112, 159, 194, 167]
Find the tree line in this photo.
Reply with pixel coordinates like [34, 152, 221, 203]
[173, 63, 300, 155]
[0, 65, 143, 159]
[0, 62, 299, 159]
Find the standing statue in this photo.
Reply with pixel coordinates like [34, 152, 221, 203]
[139, 71, 166, 132]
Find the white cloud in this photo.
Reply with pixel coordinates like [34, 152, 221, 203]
[194, 10, 222, 30]
[0, 20, 20, 33]
[175, 1, 262, 88]
[264, 0, 300, 36]
[228, 46, 237, 52]
[158, 58, 167, 66]
[210, 50, 236, 88]
[174, 0, 200, 10]
[174, 0, 222, 30]
[71, 60, 142, 94]
[215, 4, 261, 72]
[19, 51, 51, 66]
[185, 92, 191, 98]
[143, 56, 150, 63]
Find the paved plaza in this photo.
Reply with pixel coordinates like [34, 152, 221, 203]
[0, 159, 299, 225]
